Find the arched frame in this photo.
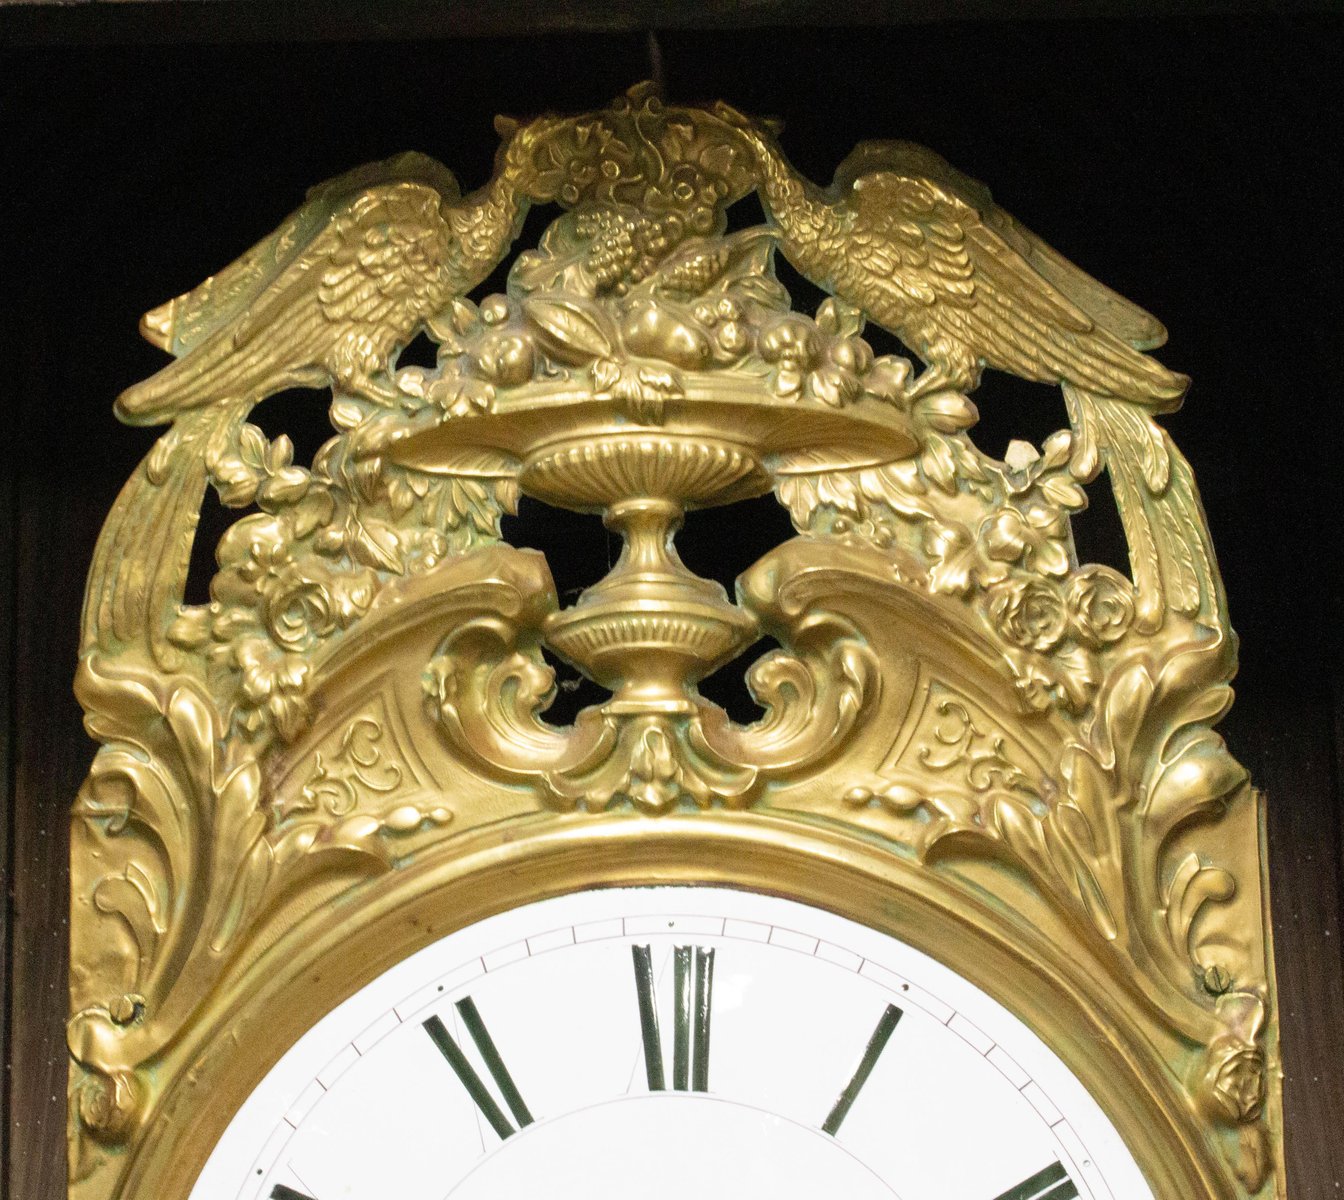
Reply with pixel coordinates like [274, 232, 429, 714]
[67, 87, 1284, 1198]
[113, 818, 1232, 1199]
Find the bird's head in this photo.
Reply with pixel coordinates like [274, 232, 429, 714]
[834, 140, 993, 214]
[491, 109, 578, 198]
[308, 152, 461, 205]
[712, 101, 784, 153]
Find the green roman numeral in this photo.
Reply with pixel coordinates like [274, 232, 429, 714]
[992, 1161, 1079, 1200]
[423, 996, 534, 1139]
[822, 1003, 903, 1135]
[631, 943, 715, 1092]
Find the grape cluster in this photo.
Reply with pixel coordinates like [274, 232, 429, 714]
[577, 207, 685, 295]
[658, 246, 730, 299]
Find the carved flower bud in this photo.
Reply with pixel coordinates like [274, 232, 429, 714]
[916, 392, 979, 433]
[987, 577, 1068, 652]
[1065, 565, 1136, 647]
[474, 332, 536, 387]
[828, 335, 874, 377]
[1198, 1036, 1266, 1124]
[759, 316, 821, 367]
[479, 295, 511, 326]
[1024, 501, 1068, 540]
[982, 510, 1028, 563]
[809, 364, 860, 408]
[863, 355, 912, 404]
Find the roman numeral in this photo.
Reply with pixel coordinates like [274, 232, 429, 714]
[423, 996, 533, 1139]
[631, 943, 715, 1092]
[992, 1161, 1079, 1200]
[822, 1003, 903, 1135]
[270, 1187, 316, 1200]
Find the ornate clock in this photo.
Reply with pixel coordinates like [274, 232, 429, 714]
[67, 87, 1285, 1199]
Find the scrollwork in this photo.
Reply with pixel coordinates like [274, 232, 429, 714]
[69, 87, 1279, 1200]
[68, 652, 450, 1167]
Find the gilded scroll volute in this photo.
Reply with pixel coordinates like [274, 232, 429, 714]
[69, 85, 1282, 1200]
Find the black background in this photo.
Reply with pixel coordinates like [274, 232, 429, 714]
[2, 9, 1341, 1197]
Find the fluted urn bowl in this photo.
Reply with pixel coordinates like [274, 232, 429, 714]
[390, 380, 916, 710]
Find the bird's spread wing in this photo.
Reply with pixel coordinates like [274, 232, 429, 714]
[137, 152, 459, 359]
[983, 208, 1168, 352]
[118, 176, 455, 424]
[847, 171, 1186, 408]
[832, 142, 1168, 352]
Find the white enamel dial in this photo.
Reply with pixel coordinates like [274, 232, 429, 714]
[191, 887, 1154, 1200]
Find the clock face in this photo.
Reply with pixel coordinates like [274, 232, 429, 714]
[192, 887, 1153, 1200]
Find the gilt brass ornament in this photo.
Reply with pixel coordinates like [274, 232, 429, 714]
[69, 85, 1283, 1198]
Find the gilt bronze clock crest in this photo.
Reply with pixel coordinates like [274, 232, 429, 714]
[68, 86, 1283, 1198]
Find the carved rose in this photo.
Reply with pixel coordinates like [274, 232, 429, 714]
[987, 578, 1068, 652]
[1065, 565, 1136, 646]
[1199, 1038, 1266, 1124]
[266, 576, 335, 650]
[75, 1068, 139, 1139]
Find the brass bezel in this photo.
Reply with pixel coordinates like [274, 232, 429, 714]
[117, 816, 1225, 1198]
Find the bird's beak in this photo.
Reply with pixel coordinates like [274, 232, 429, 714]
[713, 100, 751, 129]
[139, 300, 175, 351]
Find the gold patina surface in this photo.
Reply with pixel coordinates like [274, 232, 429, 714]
[69, 85, 1283, 1198]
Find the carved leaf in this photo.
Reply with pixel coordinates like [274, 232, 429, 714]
[346, 514, 404, 573]
[92, 862, 163, 977]
[1145, 728, 1248, 845]
[523, 296, 615, 363]
[1040, 474, 1087, 509]
[921, 434, 958, 493]
[1165, 852, 1237, 961]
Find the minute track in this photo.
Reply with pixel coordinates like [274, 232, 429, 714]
[197, 889, 1144, 1199]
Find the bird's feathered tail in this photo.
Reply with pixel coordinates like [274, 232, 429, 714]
[1064, 384, 1219, 633]
[83, 403, 245, 669]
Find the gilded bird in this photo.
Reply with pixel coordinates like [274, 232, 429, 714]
[717, 106, 1207, 629]
[117, 135, 539, 424]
